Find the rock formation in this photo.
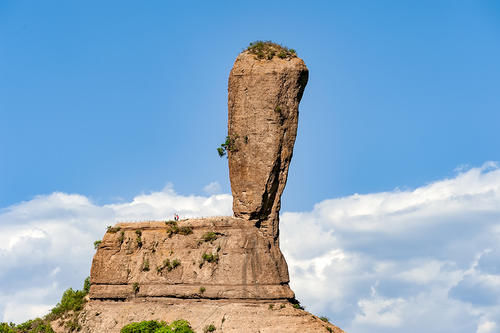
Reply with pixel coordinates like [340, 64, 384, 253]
[228, 49, 308, 239]
[70, 43, 344, 333]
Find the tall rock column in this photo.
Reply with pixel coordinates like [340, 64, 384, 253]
[227, 45, 308, 239]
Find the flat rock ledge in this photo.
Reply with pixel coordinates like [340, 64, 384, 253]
[58, 298, 344, 333]
[90, 217, 292, 300]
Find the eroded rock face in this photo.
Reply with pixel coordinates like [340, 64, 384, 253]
[89, 218, 292, 300]
[228, 52, 308, 239]
[72, 299, 345, 333]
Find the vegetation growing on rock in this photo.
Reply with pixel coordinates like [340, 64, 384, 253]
[0, 277, 91, 332]
[120, 320, 194, 333]
[246, 41, 297, 60]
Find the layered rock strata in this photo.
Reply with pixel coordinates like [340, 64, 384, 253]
[71, 299, 344, 333]
[228, 52, 308, 239]
[90, 218, 292, 300]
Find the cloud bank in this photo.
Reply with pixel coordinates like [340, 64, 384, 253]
[1, 166, 500, 332]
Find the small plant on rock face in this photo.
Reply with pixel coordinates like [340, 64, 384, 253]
[217, 135, 238, 158]
[93, 240, 102, 249]
[199, 286, 206, 294]
[118, 230, 125, 244]
[132, 283, 139, 294]
[326, 327, 333, 332]
[202, 231, 218, 242]
[142, 259, 150, 271]
[204, 324, 216, 332]
[280, 304, 286, 309]
[135, 230, 143, 247]
[293, 303, 305, 310]
[268, 304, 274, 310]
[202, 252, 219, 264]
[320, 316, 329, 323]
[107, 225, 121, 233]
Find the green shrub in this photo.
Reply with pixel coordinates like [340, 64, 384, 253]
[118, 231, 125, 244]
[132, 283, 140, 294]
[83, 276, 91, 294]
[293, 303, 305, 310]
[201, 253, 219, 264]
[93, 240, 102, 249]
[135, 230, 143, 247]
[107, 226, 121, 233]
[246, 41, 297, 60]
[203, 324, 216, 332]
[0, 323, 15, 333]
[120, 320, 194, 333]
[142, 259, 150, 271]
[121, 320, 166, 333]
[157, 258, 181, 273]
[217, 135, 238, 158]
[199, 286, 206, 294]
[202, 232, 217, 242]
[50, 288, 87, 317]
[320, 316, 329, 323]
[165, 222, 193, 237]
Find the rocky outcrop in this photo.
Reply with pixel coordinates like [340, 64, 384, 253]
[89, 218, 292, 301]
[70, 44, 345, 333]
[75, 299, 344, 333]
[228, 51, 308, 239]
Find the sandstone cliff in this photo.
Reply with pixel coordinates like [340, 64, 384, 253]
[67, 43, 345, 333]
[228, 49, 308, 240]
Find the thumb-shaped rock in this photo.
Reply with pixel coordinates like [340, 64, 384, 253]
[227, 43, 308, 239]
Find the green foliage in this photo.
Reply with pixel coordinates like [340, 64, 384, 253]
[203, 324, 216, 332]
[293, 303, 305, 310]
[157, 258, 181, 273]
[201, 253, 219, 264]
[268, 304, 274, 310]
[83, 276, 91, 294]
[217, 135, 238, 158]
[3, 318, 55, 333]
[93, 240, 102, 249]
[107, 226, 121, 233]
[50, 288, 87, 317]
[165, 221, 193, 237]
[0, 323, 15, 333]
[320, 316, 329, 323]
[202, 232, 217, 243]
[136, 230, 143, 247]
[120, 320, 194, 333]
[199, 286, 206, 294]
[246, 41, 297, 60]
[132, 282, 140, 294]
[119, 230, 125, 244]
[326, 327, 333, 332]
[142, 259, 150, 271]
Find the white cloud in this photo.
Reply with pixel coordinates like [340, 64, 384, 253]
[1, 163, 500, 332]
[203, 181, 222, 195]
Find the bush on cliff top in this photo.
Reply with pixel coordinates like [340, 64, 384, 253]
[246, 41, 297, 60]
[121, 320, 194, 333]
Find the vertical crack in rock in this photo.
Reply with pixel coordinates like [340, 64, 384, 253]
[228, 50, 309, 240]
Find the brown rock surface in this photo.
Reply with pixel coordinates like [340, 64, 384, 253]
[69, 299, 344, 333]
[228, 51, 308, 239]
[89, 218, 292, 300]
[69, 46, 346, 332]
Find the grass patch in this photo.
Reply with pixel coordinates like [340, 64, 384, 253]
[246, 41, 297, 60]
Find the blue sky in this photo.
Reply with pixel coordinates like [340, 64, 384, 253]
[1, 1, 500, 332]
